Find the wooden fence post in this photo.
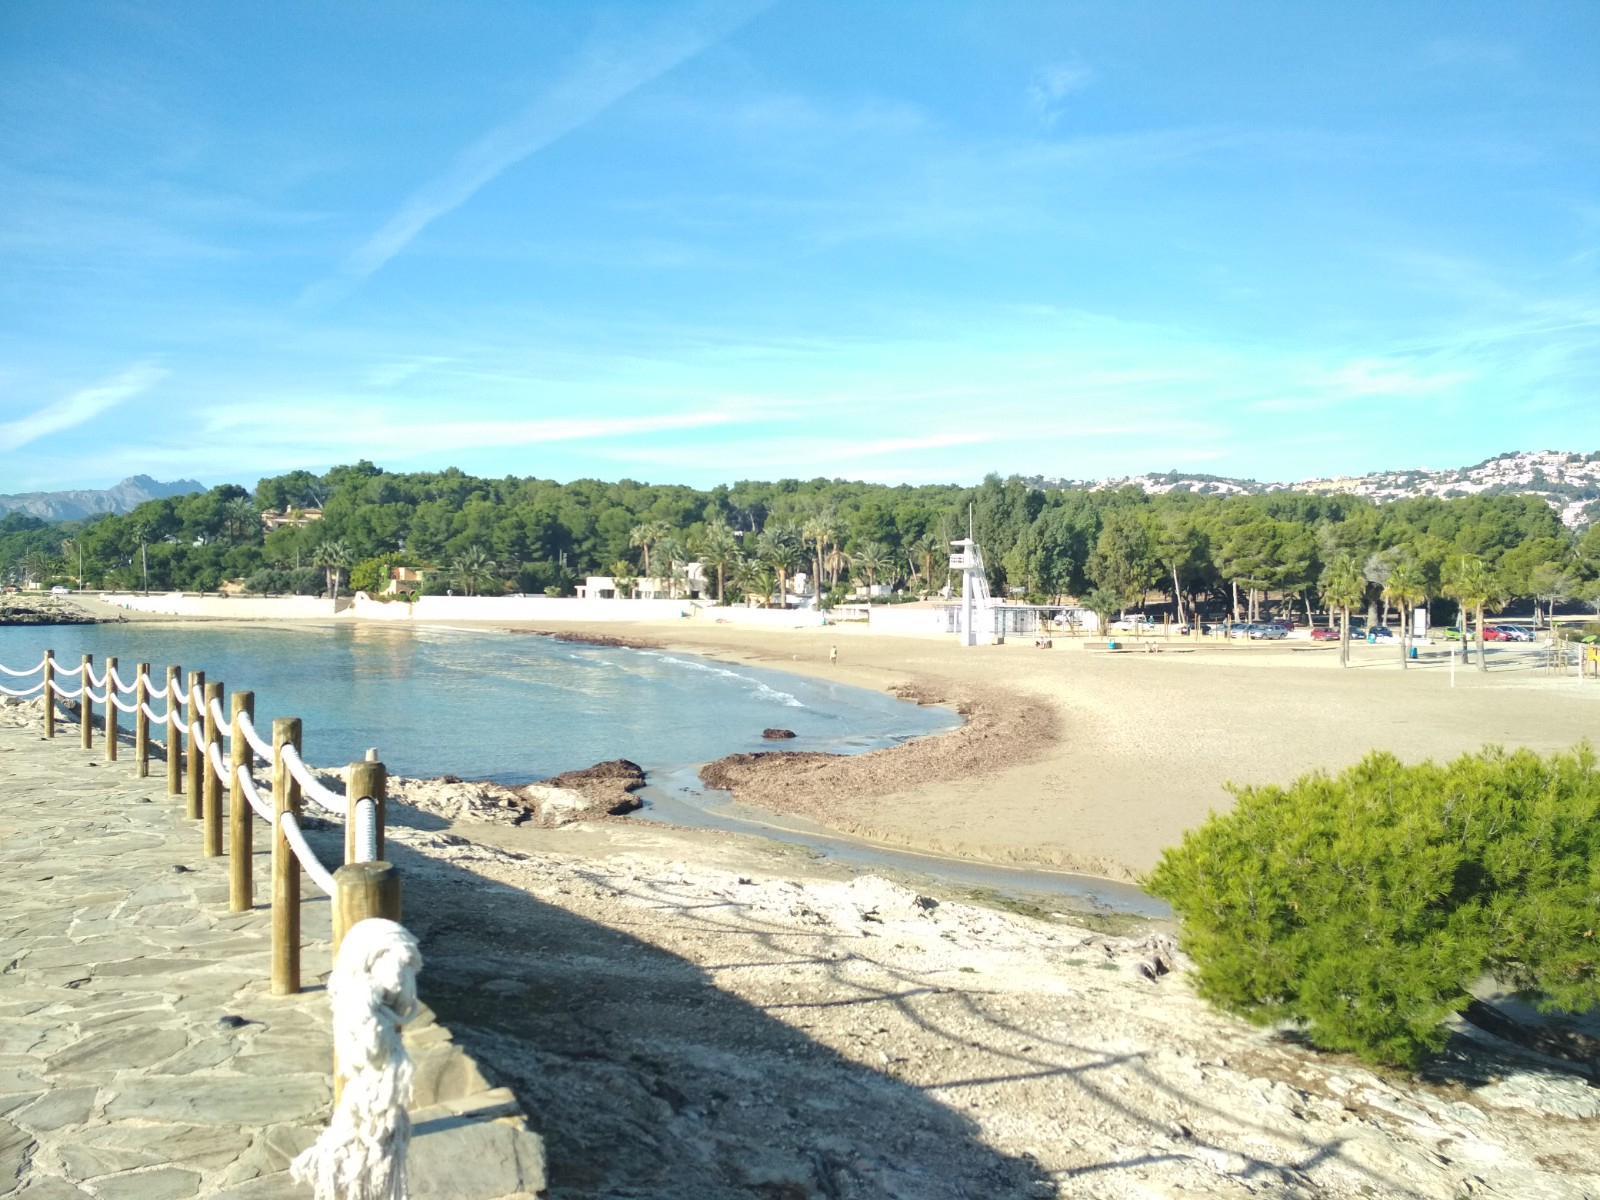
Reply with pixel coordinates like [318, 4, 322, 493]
[185, 669, 205, 818]
[272, 716, 303, 996]
[332, 861, 401, 957]
[165, 665, 182, 797]
[134, 662, 151, 777]
[42, 650, 54, 739]
[80, 654, 93, 751]
[203, 680, 224, 856]
[104, 655, 119, 762]
[229, 691, 255, 912]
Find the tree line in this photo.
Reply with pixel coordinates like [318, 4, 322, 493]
[4, 462, 1599, 628]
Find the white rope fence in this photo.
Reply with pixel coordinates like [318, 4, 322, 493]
[4, 647, 412, 1195]
[8, 650, 387, 886]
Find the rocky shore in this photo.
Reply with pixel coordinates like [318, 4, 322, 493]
[0, 593, 103, 625]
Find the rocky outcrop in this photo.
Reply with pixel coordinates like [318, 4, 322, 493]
[761, 728, 796, 740]
[541, 759, 647, 815]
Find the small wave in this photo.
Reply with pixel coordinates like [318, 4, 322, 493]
[657, 655, 805, 708]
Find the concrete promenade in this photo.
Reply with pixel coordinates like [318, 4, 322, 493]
[0, 716, 544, 1199]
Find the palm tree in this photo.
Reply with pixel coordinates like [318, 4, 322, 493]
[1383, 559, 1427, 669]
[906, 535, 938, 596]
[732, 558, 774, 607]
[802, 510, 839, 609]
[629, 521, 669, 581]
[1443, 554, 1496, 672]
[447, 545, 498, 596]
[698, 519, 739, 604]
[19, 550, 52, 590]
[312, 540, 353, 607]
[1320, 552, 1366, 668]
[756, 522, 803, 608]
[224, 496, 258, 543]
[852, 540, 893, 591]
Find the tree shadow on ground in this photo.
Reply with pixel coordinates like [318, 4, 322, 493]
[375, 835, 1055, 1200]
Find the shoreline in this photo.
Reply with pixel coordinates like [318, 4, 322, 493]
[29, 597, 1600, 885]
[505, 623, 1118, 878]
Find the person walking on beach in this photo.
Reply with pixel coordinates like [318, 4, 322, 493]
[829, 645, 838, 667]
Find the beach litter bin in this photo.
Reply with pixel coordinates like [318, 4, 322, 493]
[1367, 631, 1376, 644]
[1409, 645, 1418, 660]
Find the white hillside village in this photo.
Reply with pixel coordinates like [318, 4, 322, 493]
[1031, 449, 1600, 529]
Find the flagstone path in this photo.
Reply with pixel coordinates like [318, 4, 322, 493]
[0, 717, 545, 1199]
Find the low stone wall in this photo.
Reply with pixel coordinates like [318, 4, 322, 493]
[99, 592, 346, 619]
[98, 592, 693, 623]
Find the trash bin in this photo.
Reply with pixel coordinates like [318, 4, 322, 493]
[1367, 631, 1376, 644]
[1409, 645, 1417, 660]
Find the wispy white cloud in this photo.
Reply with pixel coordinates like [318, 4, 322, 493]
[303, 1, 773, 305]
[1027, 58, 1095, 128]
[0, 363, 165, 453]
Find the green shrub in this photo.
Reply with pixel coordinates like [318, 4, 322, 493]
[1146, 745, 1600, 1067]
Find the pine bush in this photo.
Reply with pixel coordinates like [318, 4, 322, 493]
[1146, 745, 1600, 1067]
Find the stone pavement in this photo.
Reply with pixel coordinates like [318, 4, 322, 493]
[0, 716, 546, 1199]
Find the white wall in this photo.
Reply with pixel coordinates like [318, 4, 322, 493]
[99, 592, 693, 623]
[867, 606, 949, 637]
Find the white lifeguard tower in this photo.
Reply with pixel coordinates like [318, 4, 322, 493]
[949, 534, 997, 646]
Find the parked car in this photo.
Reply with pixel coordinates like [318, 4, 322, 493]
[1481, 626, 1510, 642]
[1439, 627, 1464, 641]
[1367, 626, 1395, 640]
[1310, 626, 1340, 641]
[1249, 624, 1288, 640]
[1493, 625, 1534, 642]
[49, 585, 70, 594]
[1109, 615, 1156, 631]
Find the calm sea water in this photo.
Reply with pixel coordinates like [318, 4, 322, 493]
[0, 622, 956, 784]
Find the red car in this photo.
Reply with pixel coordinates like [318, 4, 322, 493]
[1311, 627, 1340, 641]
[1481, 626, 1510, 641]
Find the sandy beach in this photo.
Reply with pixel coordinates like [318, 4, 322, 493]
[500, 619, 1600, 883]
[5, 694, 1597, 1199]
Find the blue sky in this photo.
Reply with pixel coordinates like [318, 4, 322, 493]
[2, 1, 1596, 493]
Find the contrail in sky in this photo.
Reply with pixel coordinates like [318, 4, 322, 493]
[303, 0, 774, 306]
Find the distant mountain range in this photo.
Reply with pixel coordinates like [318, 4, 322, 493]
[0, 475, 203, 521]
[1026, 450, 1600, 528]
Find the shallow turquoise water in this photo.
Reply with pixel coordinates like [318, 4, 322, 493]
[0, 623, 956, 784]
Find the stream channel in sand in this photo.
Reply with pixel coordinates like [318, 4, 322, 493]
[0, 621, 1161, 915]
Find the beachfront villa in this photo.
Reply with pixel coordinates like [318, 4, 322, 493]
[576, 564, 709, 601]
[384, 565, 434, 594]
[259, 506, 324, 533]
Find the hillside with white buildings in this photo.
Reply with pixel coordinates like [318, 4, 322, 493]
[1029, 450, 1600, 527]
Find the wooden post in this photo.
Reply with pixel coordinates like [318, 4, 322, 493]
[202, 680, 224, 856]
[272, 716, 303, 996]
[345, 759, 388, 865]
[134, 662, 151, 777]
[332, 861, 402, 956]
[165, 665, 182, 796]
[42, 650, 54, 739]
[104, 655, 119, 762]
[229, 691, 255, 912]
[80, 653, 94, 751]
[185, 669, 205, 818]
